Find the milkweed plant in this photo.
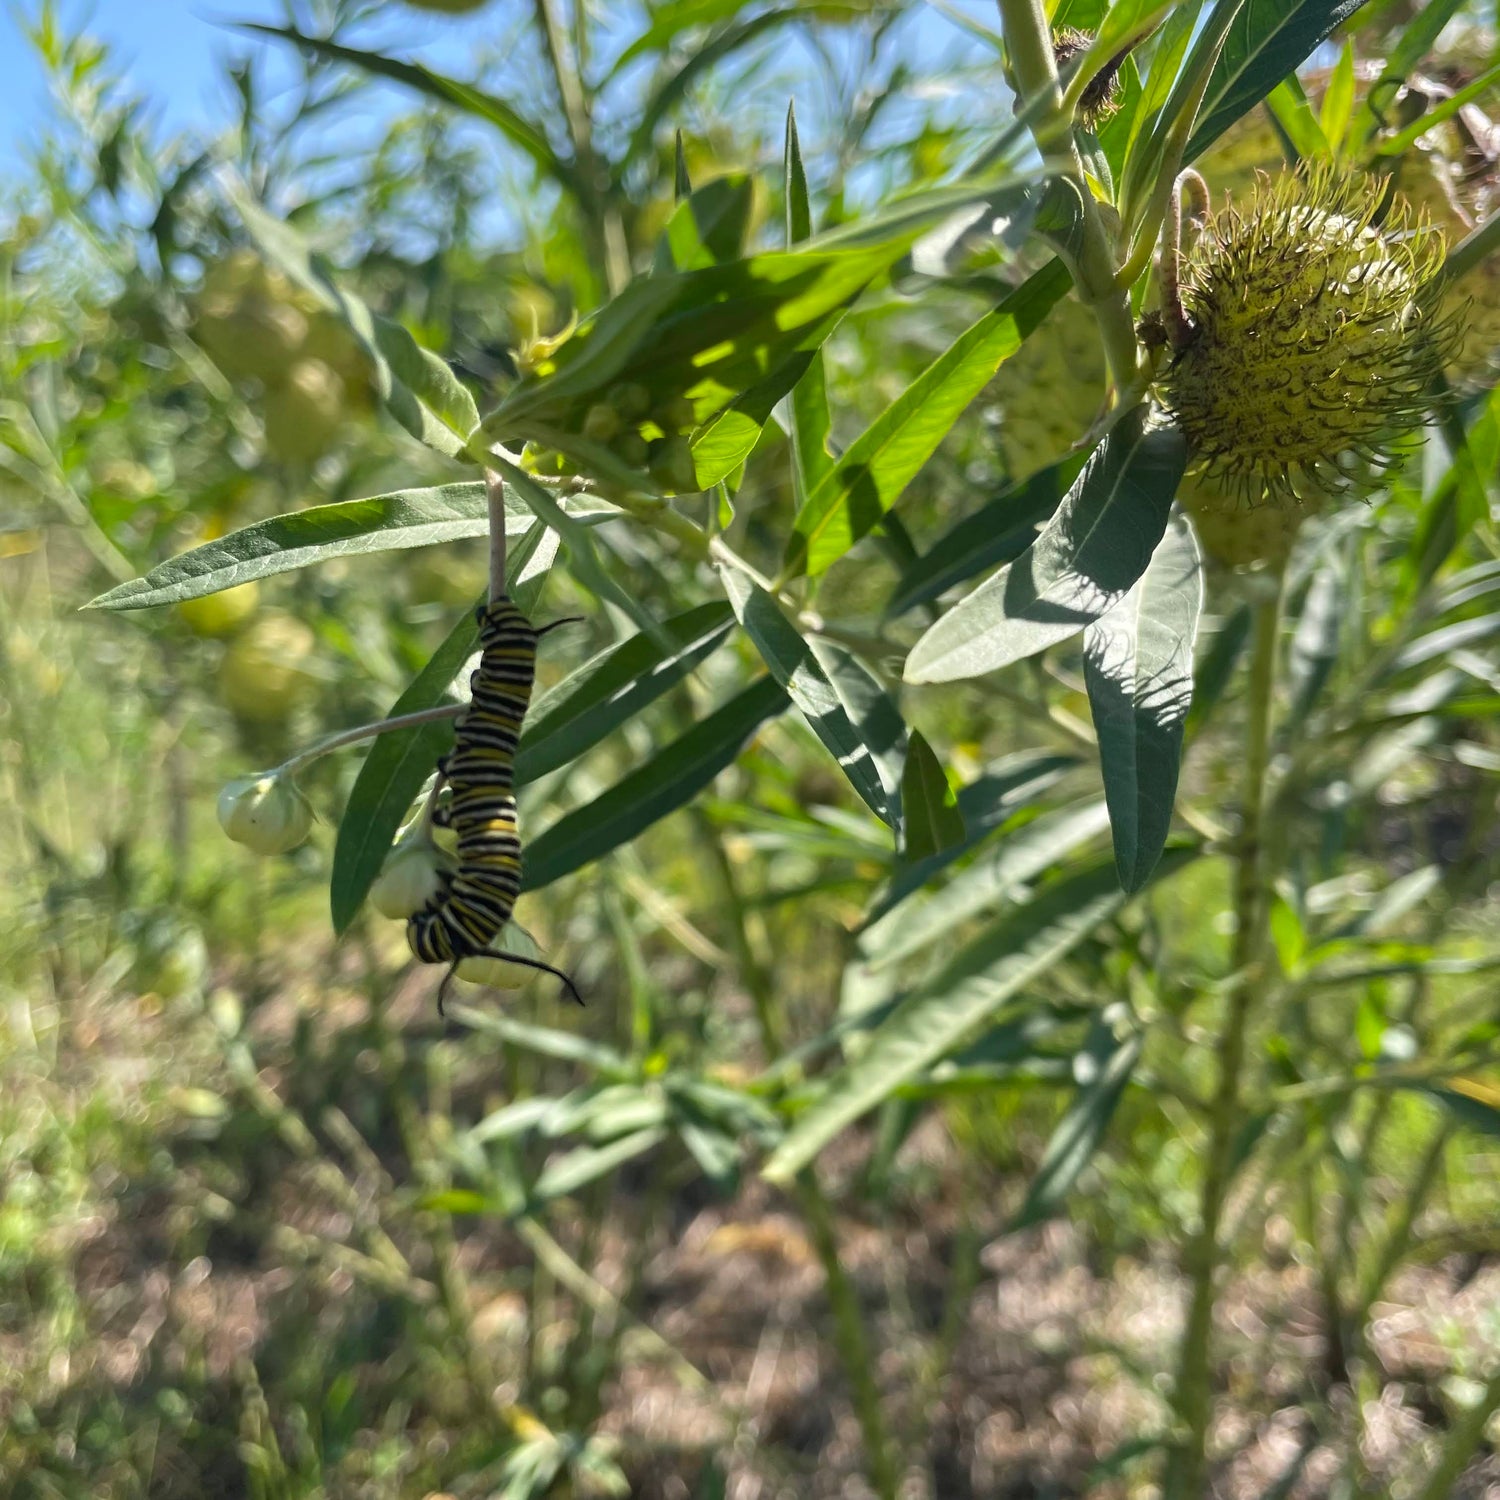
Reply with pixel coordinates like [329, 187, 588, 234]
[69, 0, 1500, 1493]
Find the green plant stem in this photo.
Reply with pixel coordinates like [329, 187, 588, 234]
[1163, 577, 1282, 1500]
[1415, 1366, 1500, 1500]
[277, 702, 464, 775]
[993, 0, 1141, 394]
[797, 1169, 899, 1500]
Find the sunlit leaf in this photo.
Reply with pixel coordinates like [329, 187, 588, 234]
[785, 260, 1071, 578]
[904, 410, 1187, 683]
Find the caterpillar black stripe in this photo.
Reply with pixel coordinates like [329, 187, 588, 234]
[407, 597, 582, 1010]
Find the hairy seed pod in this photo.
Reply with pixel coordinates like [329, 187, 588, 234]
[1159, 168, 1457, 514]
[1052, 28, 1124, 130]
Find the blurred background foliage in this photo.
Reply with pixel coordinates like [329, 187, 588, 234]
[1, 0, 1500, 1497]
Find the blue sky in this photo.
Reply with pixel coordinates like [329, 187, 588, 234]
[0, 1, 502, 170]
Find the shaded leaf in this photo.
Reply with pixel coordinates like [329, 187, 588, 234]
[905, 410, 1187, 683]
[1187, 0, 1373, 160]
[763, 849, 1194, 1183]
[522, 676, 789, 891]
[899, 731, 966, 862]
[865, 750, 1082, 922]
[1012, 1015, 1143, 1229]
[885, 455, 1084, 618]
[723, 570, 906, 825]
[1084, 510, 1203, 892]
[515, 602, 735, 785]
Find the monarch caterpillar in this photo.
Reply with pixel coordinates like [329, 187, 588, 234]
[407, 595, 583, 1011]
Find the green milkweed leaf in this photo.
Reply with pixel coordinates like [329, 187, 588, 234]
[532, 1128, 670, 1202]
[762, 849, 1193, 1184]
[1011, 1014, 1143, 1230]
[885, 454, 1086, 618]
[227, 183, 480, 458]
[521, 675, 789, 891]
[864, 750, 1082, 924]
[328, 526, 558, 935]
[723, 571, 906, 826]
[904, 410, 1187, 683]
[516, 602, 736, 785]
[484, 242, 904, 488]
[1186, 0, 1372, 160]
[654, 173, 756, 272]
[242, 26, 580, 199]
[1084, 510, 1203, 892]
[85, 484, 547, 610]
[784, 101, 835, 502]
[785, 259, 1071, 578]
[862, 799, 1114, 968]
[899, 731, 966, 863]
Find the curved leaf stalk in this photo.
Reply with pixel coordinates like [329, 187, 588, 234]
[1115, 0, 1243, 292]
[278, 703, 465, 777]
[1162, 574, 1282, 1500]
[994, 0, 1142, 394]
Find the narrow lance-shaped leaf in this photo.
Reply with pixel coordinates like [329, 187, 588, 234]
[763, 849, 1194, 1184]
[521, 676, 789, 891]
[885, 455, 1084, 619]
[1083, 509, 1203, 893]
[905, 410, 1187, 684]
[241, 25, 580, 198]
[1011, 1014, 1143, 1230]
[328, 526, 559, 935]
[899, 731, 966, 863]
[862, 799, 1115, 970]
[784, 100, 835, 501]
[494, 456, 671, 648]
[84, 484, 554, 610]
[722, 570, 906, 827]
[786, 260, 1071, 578]
[226, 183, 480, 458]
[515, 602, 736, 785]
[1186, 0, 1372, 160]
[864, 750, 1083, 923]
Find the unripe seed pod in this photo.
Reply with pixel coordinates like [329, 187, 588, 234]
[610, 382, 651, 421]
[370, 834, 451, 919]
[1159, 168, 1456, 509]
[654, 395, 697, 433]
[614, 431, 650, 468]
[1178, 471, 1317, 569]
[455, 925, 543, 988]
[582, 402, 622, 443]
[649, 435, 699, 494]
[217, 773, 313, 855]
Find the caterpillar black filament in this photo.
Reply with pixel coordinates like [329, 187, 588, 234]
[407, 596, 582, 1010]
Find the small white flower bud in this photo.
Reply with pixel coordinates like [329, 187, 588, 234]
[370, 834, 450, 920]
[216, 772, 313, 855]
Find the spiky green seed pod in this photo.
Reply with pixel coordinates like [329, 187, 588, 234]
[986, 293, 1106, 478]
[1159, 169, 1455, 511]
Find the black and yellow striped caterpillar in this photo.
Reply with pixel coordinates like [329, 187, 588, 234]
[408, 595, 582, 1010]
